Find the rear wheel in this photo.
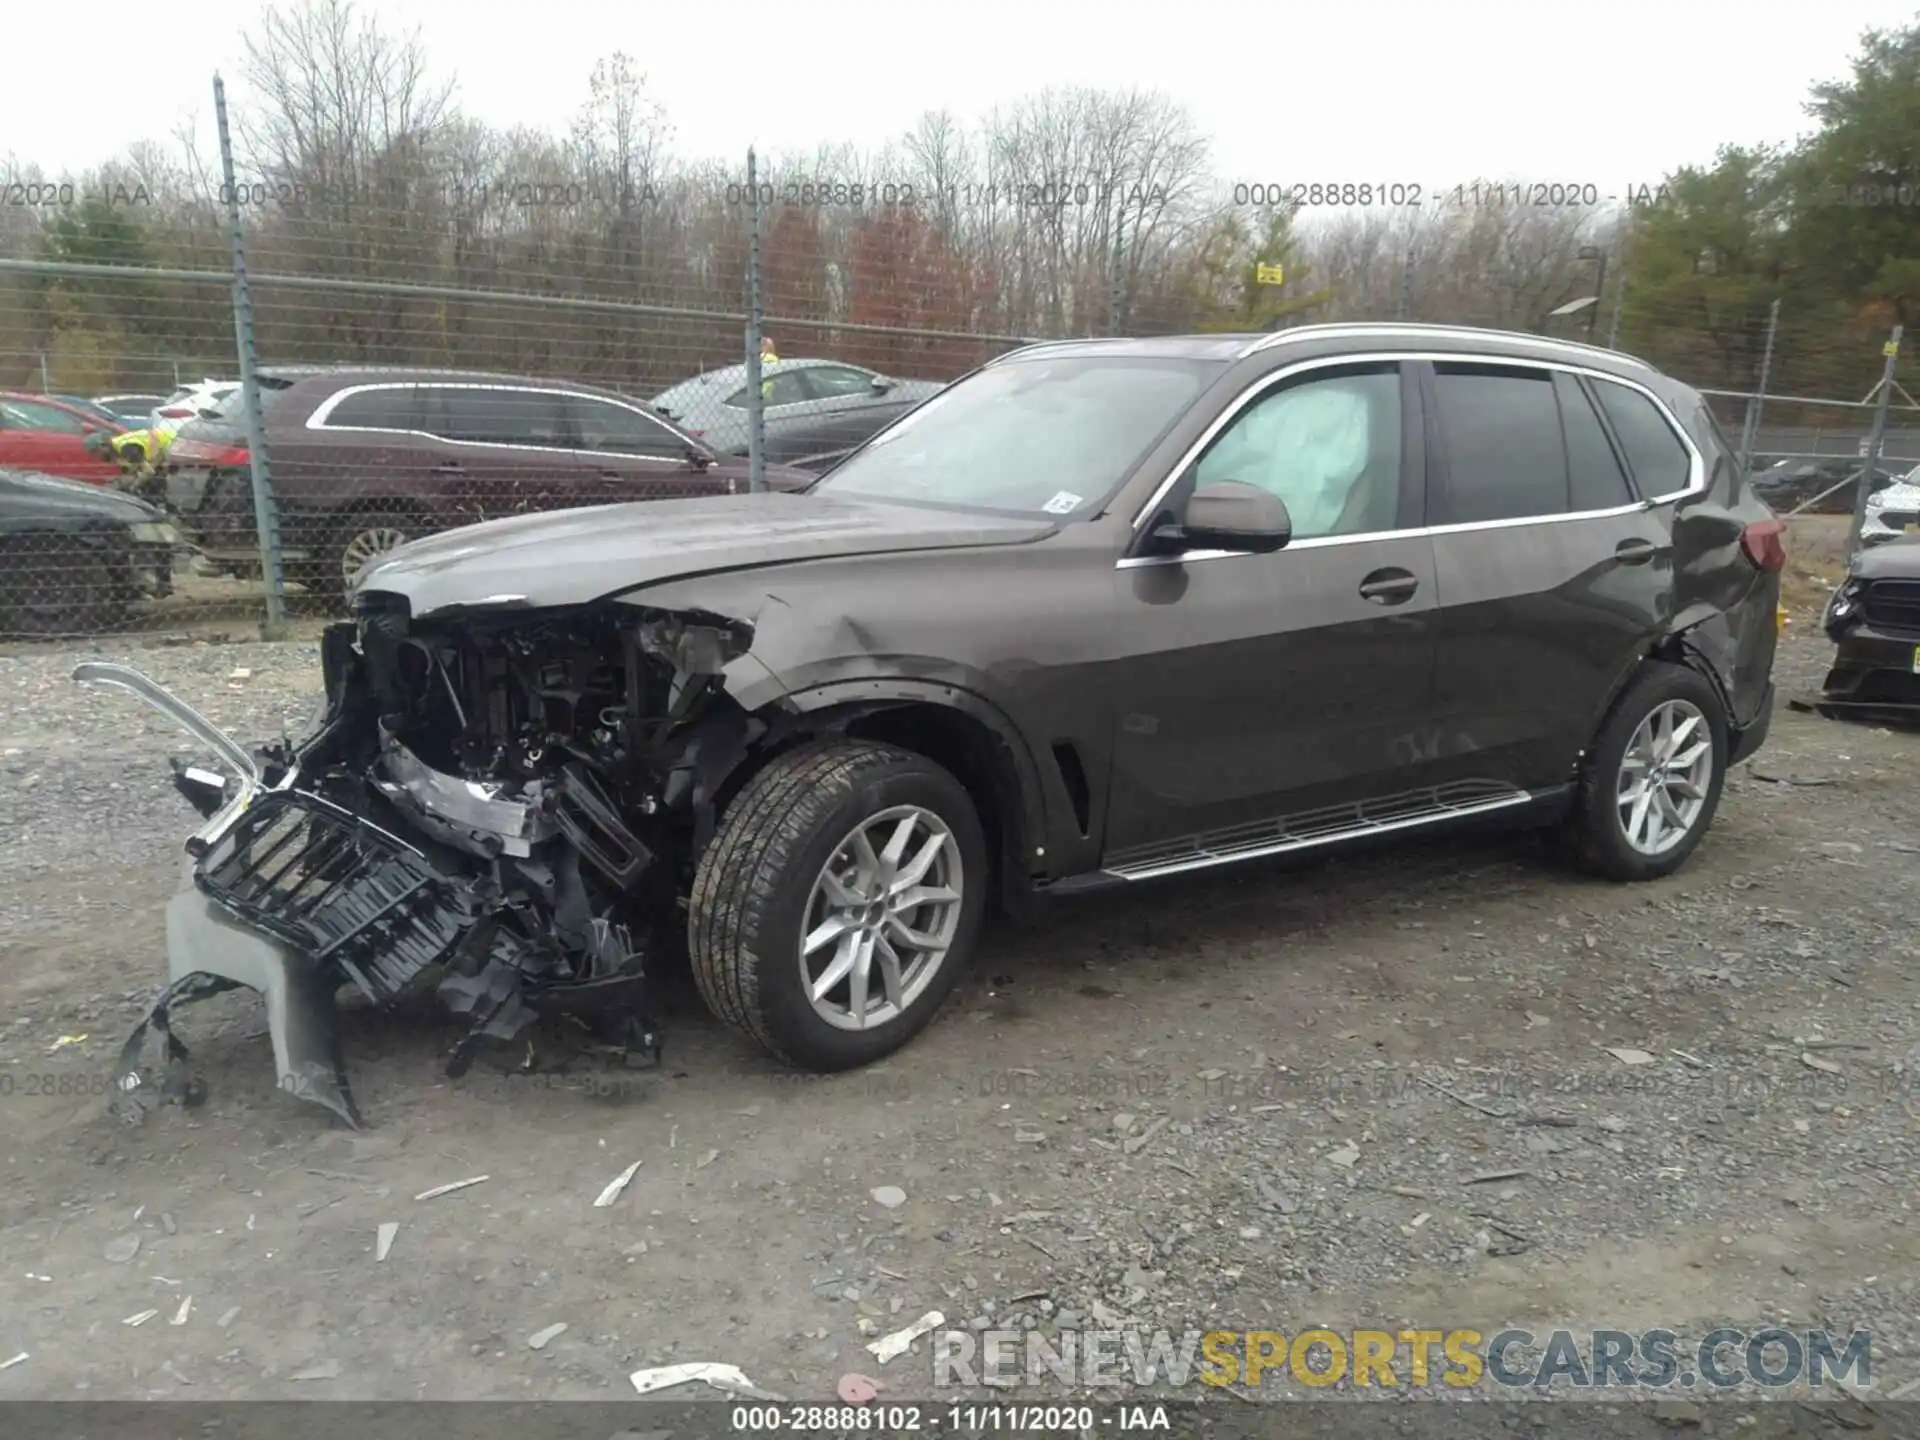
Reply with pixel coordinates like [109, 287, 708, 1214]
[302, 505, 420, 606]
[1563, 661, 1727, 881]
[688, 740, 987, 1070]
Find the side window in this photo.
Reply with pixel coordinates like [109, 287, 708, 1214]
[325, 387, 422, 431]
[804, 366, 879, 398]
[434, 387, 569, 447]
[724, 372, 810, 408]
[1554, 372, 1633, 511]
[7, 400, 88, 433]
[1193, 365, 1404, 539]
[1430, 365, 1567, 524]
[565, 395, 687, 458]
[1592, 379, 1693, 498]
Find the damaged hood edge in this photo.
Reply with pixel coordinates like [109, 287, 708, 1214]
[355, 490, 1059, 620]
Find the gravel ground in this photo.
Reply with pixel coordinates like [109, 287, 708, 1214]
[0, 538, 1916, 1426]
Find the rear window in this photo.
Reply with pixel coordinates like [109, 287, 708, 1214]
[1592, 380, 1693, 498]
[207, 378, 296, 421]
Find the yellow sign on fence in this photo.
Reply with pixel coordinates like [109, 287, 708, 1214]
[1255, 263, 1285, 286]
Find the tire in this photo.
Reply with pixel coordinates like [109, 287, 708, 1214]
[306, 505, 420, 605]
[1563, 660, 1728, 881]
[688, 740, 988, 1070]
[0, 535, 127, 637]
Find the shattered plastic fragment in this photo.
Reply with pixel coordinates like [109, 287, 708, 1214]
[527, 1323, 568, 1350]
[376, 1222, 398, 1261]
[867, 1310, 945, 1365]
[122, 1310, 159, 1327]
[0, 1353, 27, 1371]
[837, 1373, 882, 1403]
[593, 1160, 642, 1208]
[628, 1361, 771, 1397]
[414, 1175, 489, 1201]
[170, 1296, 192, 1326]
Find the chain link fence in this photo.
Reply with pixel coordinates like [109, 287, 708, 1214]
[2, 78, 1916, 638]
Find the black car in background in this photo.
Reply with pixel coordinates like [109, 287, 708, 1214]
[1748, 456, 1896, 514]
[0, 468, 177, 635]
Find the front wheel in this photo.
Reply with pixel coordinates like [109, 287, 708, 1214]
[688, 740, 987, 1070]
[1564, 661, 1728, 881]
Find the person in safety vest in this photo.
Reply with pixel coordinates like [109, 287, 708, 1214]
[760, 335, 779, 397]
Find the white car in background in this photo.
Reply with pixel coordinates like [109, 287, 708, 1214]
[150, 380, 239, 436]
[1860, 461, 1920, 546]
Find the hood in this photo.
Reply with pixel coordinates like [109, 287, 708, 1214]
[0, 467, 164, 523]
[1848, 533, 1920, 579]
[357, 490, 1058, 618]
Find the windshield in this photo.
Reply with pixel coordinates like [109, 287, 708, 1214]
[813, 356, 1220, 517]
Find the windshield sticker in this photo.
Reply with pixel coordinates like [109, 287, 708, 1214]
[1042, 490, 1083, 515]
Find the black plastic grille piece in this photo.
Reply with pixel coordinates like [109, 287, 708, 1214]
[196, 790, 473, 1003]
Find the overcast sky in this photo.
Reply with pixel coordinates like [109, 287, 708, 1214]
[6, 0, 1916, 185]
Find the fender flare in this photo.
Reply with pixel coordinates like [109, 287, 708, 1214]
[1584, 608, 1738, 757]
[773, 678, 1054, 875]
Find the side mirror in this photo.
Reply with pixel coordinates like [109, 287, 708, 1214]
[870, 375, 894, 394]
[1155, 481, 1291, 555]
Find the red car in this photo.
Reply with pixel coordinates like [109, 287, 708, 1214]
[0, 392, 126, 483]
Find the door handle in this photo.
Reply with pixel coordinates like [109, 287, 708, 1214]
[1358, 568, 1419, 605]
[598, 469, 623, 480]
[1614, 538, 1657, 565]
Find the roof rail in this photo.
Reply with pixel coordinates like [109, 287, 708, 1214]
[1238, 322, 1654, 371]
[983, 337, 1120, 367]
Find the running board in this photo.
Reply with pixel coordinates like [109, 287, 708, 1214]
[1100, 783, 1535, 882]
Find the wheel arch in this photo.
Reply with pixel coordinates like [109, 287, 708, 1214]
[716, 682, 1055, 912]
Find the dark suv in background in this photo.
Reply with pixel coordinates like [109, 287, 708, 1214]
[155, 366, 814, 599]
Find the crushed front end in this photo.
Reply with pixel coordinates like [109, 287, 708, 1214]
[79, 594, 769, 1125]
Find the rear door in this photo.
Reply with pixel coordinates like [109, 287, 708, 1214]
[1421, 360, 1668, 791]
[558, 393, 732, 505]
[423, 384, 589, 523]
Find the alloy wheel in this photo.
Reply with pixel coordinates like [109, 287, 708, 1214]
[799, 805, 964, 1031]
[1615, 699, 1713, 857]
[341, 525, 409, 586]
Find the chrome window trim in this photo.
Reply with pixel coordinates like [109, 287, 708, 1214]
[1121, 350, 1703, 561]
[305, 380, 692, 461]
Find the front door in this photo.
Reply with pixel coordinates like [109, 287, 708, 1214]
[1102, 361, 1445, 865]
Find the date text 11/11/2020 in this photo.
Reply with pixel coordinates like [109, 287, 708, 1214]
[1230, 181, 1677, 209]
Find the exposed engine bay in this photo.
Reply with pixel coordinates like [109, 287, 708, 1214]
[80, 598, 781, 1127]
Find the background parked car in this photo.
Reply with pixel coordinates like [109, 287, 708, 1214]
[0, 467, 177, 635]
[157, 364, 817, 599]
[53, 395, 141, 429]
[92, 393, 169, 424]
[0, 392, 125, 483]
[649, 359, 944, 469]
[151, 380, 238, 432]
[1748, 455, 1896, 514]
[1860, 462, 1920, 546]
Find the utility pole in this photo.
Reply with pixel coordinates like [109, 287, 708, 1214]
[1604, 265, 1627, 349]
[1847, 325, 1903, 557]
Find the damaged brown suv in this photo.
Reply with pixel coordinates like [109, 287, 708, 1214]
[79, 325, 1784, 1125]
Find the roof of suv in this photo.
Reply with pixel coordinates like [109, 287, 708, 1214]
[257, 363, 637, 391]
[990, 323, 1659, 380]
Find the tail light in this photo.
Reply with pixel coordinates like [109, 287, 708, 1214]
[170, 439, 250, 468]
[157, 406, 194, 419]
[1740, 517, 1786, 571]
[684, 429, 705, 438]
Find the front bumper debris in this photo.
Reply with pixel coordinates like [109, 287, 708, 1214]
[74, 656, 663, 1127]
